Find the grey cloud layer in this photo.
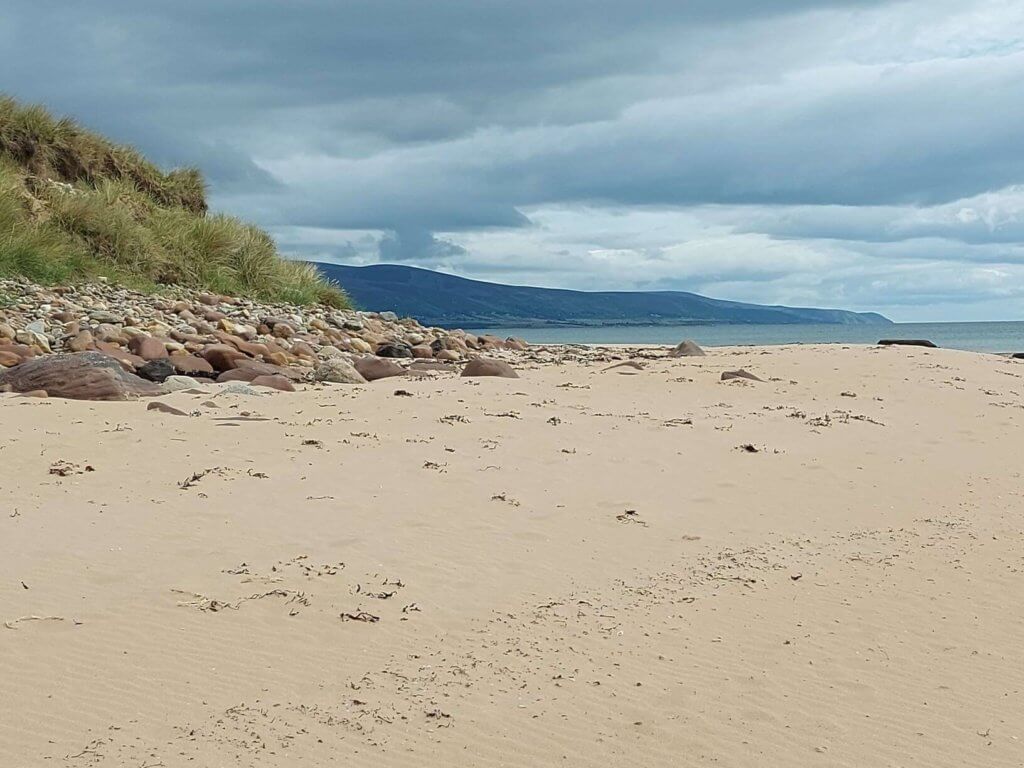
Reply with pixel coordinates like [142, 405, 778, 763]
[2, 0, 1023, 319]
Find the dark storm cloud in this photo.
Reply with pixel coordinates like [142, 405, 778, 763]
[378, 228, 468, 263]
[1, 0, 894, 207]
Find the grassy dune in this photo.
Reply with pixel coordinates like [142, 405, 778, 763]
[0, 96, 348, 307]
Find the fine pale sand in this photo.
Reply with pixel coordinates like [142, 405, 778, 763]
[2, 344, 1023, 767]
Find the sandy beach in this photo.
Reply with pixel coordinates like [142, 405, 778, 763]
[2, 343, 1023, 767]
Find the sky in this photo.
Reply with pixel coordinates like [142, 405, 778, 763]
[3, 1, 1024, 321]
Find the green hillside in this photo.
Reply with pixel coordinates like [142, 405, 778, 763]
[0, 96, 347, 307]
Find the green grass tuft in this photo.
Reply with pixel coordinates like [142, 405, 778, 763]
[0, 95, 348, 307]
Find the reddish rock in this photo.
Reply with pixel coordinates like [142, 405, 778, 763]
[198, 294, 220, 306]
[0, 350, 22, 367]
[354, 356, 405, 382]
[234, 358, 306, 381]
[505, 337, 529, 351]
[251, 374, 296, 392]
[478, 334, 507, 349]
[2, 344, 38, 361]
[52, 310, 78, 323]
[67, 330, 95, 353]
[169, 354, 215, 376]
[95, 341, 146, 370]
[214, 332, 271, 359]
[290, 341, 317, 360]
[411, 345, 434, 359]
[265, 351, 291, 367]
[127, 335, 169, 360]
[461, 358, 519, 378]
[199, 344, 247, 372]
[0, 352, 160, 400]
[217, 368, 257, 383]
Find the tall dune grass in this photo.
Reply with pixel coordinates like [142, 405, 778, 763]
[0, 96, 348, 307]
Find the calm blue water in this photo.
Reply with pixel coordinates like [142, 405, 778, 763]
[467, 322, 1024, 354]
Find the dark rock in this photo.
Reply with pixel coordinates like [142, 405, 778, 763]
[878, 339, 937, 348]
[721, 369, 763, 382]
[669, 339, 705, 357]
[376, 343, 413, 358]
[461, 358, 519, 378]
[1012, 353, 1024, 360]
[0, 352, 160, 400]
[354, 356, 405, 382]
[136, 359, 176, 383]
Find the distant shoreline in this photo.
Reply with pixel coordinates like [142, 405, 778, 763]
[466, 320, 1024, 354]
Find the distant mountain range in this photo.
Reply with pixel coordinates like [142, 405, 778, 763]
[313, 263, 892, 328]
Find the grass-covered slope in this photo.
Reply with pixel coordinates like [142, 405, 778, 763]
[0, 96, 347, 307]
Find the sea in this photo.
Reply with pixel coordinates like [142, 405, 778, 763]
[467, 321, 1024, 354]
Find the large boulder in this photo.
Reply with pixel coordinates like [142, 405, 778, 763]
[354, 356, 405, 382]
[0, 352, 160, 400]
[461, 358, 519, 379]
[314, 358, 367, 384]
[669, 339, 705, 357]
